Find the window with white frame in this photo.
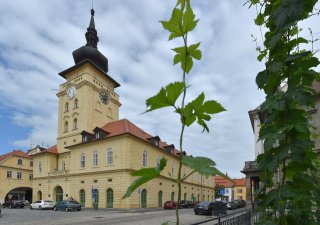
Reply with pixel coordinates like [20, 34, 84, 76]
[62, 160, 66, 171]
[80, 153, 85, 168]
[143, 150, 148, 167]
[107, 148, 113, 165]
[93, 150, 98, 166]
[73, 118, 78, 130]
[172, 162, 176, 176]
[17, 172, 22, 179]
[156, 156, 161, 168]
[7, 171, 12, 178]
[38, 161, 42, 173]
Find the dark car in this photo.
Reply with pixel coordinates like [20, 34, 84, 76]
[164, 201, 177, 209]
[226, 201, 237, 210]
[53, 200, 81, 212]
[179, 200, 193, 208]
[234, 199, 246, 208]
[194, 201, 227, 216]
[3, 200, 25, 209]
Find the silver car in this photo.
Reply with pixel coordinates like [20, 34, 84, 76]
[30, 200, 55, 210]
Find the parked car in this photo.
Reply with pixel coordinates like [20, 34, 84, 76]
[194, 201, 227, 216]
[53, 200, 81, 212]
[194, 201, 215, 215]
[226, 201, 237, 210]
[2, 200, 25, 209]
[179, 200, 193, 208]
[234, 199, 246, 208]
[163, 201, 177, 209]
[30, 200, 55, 210]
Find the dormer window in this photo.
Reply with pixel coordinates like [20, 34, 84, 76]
[81, 131, 94, 143]
[17, 159, 23, 165]
[164, 144, 175, 154]
[147, 136, 160, 147]
[93, 127, 109, 140]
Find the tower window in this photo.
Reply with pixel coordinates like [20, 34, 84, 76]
[73, 118, 78, 130]
[61, 160, 66, 171]
[74, 99, 79, 109]
[65, 102, 69, 112]
[38, 161, 42, 173]
[80, 153, 85, 168]
[64, 121, 68, 132]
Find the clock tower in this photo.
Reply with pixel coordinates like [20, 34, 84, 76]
[56, 9, 121, 153]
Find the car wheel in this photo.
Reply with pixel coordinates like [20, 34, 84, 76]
[65, 207, 69, 212]
[53, 207, 57, 211]
[195, 212, 198, 215]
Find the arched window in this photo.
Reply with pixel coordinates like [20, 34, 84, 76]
[80, 153, 85, 168]
[73, 118, 78, 130]
[107, 148, 113, 165]
[74, 99, 79, 109]
[191, 193, 195, 202]
[17, 159, 22, 165]
[93, 150, 98, 166]
[64, 121, 68, 132]
[171, 192, 175, 202]
[143, 150, 148, 167]
[79, 190, 85, 207]
[65, 102, 69, 112]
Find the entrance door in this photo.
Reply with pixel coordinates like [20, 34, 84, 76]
[106, 189, 113, 208]
[37, 191, 42, 201]
[158, 191, 162, 208]
[55, 186, 63, 203]
[141, 189, 147, 208]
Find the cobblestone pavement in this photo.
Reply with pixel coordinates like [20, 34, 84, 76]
[0, 207, 246, 225]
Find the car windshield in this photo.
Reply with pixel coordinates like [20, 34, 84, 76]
[69, 201, 79, 204]
[44, 200, 53, 203]
[199, 201, 210, 206]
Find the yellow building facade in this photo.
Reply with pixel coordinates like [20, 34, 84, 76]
[0, 150, 33, 203]
[1, 9, 216, 208]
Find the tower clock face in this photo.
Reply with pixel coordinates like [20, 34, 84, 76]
[99, 91, 109, 105]
[66, 86, 76, 99]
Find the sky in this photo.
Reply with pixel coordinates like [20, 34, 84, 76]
[0, 1, 318, 178]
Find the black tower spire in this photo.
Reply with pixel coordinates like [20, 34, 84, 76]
[72, 8, 108, 73]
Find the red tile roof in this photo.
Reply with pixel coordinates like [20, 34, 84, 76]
[46, 145, 58, 154]
[234, 178, 246, 186]
[0, 150, 31, 162]
[214, 176, 233, 188]
[100, 119, 180, 156]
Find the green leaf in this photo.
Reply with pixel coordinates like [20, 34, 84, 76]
[172, 43, 202, 73]
[255, 13, 264, 25]
[160, 8, 183, 40]
[182, 93, 225, 132]
[123, 157, 167, 199]
[145, 82, 185, 112]
[182, 5, 199, 33]
[181, 156, 232, 181]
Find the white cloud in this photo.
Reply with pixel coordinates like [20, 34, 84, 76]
[0, 0, 319, 178]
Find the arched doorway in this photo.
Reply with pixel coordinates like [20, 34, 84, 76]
[79, 190, 85, 207]
[37, 191, 42, 201]
[106, 188, 113, 208]
[5, 187, 33, 203]
[158, 191, 162, 208]
[55, 186, 63, 203]
[141, 189, 147, 208]
[93, 189, 99, 204]
[171, 192, 174, 202]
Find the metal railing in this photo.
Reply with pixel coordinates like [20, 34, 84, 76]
[190, 209, 254, 225]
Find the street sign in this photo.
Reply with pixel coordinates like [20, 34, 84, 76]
[219, 188, 225, 195]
